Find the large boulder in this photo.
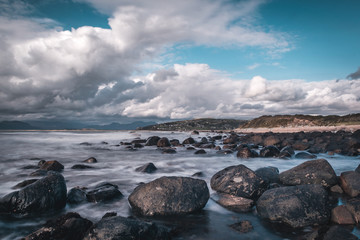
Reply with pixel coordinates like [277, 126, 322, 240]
[86, 182, 123, 203]
[255, 167, 280, 184]
[182, 137, 196, 145]
[0, 171, 67, 215]
[157, 137, 171, 148]
[83, 216, 170, 240]
[135, 162, 157, 173]
[279, 159, 337, 188]
[339, 171, 360, 197]
[210, 164, 267, 200]
[345, 198, 360, 223]
[40, 160, 64, 172]
[236, 146, 258, 158]
[211, 193, 254, 212]
[256, 184, 330, 228]
[128, 176, 209, 216]
[259, 146, 280, 158]
[23, 212, 92, 240]
[145, 136, 161, 146]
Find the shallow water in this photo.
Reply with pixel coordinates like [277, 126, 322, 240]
[0, 130, 359, 239]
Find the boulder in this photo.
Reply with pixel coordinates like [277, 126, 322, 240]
[71, 164, 94, 169]
[259, 146, 280, 158]
[210, 164, 267, 200]
[356, 164, 360, 174]
[211, 193, 254, 212]
[83, 157, 97, 163]
[340, 171, 360, 197]
[12, 179, 38, 189]
[162, 148, 177, 154]
[294, 151, 317, 159]
[86, 183, 123, 203]
[0, 171, 67, 215]
[279, 159, 337, 188]
[331, 205, 355, 225]
[128, 176, 209, 216]
[263, 135, 281, 147]
[40, 160, 64, 172]
[229, 220, 253, 233]
[83, 216, 170, 240]
[170, 139, 181, 146]
[255, 167, 280, 184]
[145, 136, 161, 146]
[67, 187, 87, 204]
[23, 212, 92, 240]
[280, 146, 295, 156]
[157, 137, 171, 148]
[236, 146, 258, 158]
[135, 163, 157, 173]
[323, 225, 358, 240]
[346, 198, 360, 223]
[182, 137, 196, 145]
[194, 149, 206, 154]
[256, 184, 330, 228]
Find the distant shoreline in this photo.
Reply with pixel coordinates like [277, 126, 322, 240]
[237, 124, 360, 133]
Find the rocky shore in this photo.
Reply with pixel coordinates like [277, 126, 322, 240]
[1, 129, 360, 239]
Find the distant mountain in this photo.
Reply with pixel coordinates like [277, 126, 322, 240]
[0, 121, 39, 130]
[138, 118, 247, 131]
[240, 113, 360, 129]
[86, 121, 157, 130]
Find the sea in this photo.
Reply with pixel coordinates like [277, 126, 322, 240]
[0, 130, 359, 239]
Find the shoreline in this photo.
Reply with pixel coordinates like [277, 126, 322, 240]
[236, 124, 360, 133]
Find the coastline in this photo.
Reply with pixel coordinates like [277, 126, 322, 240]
[236, 124, 360, 133]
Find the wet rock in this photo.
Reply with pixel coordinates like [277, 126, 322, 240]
[229, 220, 253, 233]
[323, 225, 358, 240]
[192, 172, 204, 177]
[162, 148, 177, 154]
[356, 164, 360, 173]
[340, 171, 360, 197]
[345, 198, 360, 223]
[40, 160, 64, 172]
[83, 157, 97, 163]
[223, 144, 237, 150]
[182, 137, 196, 145]
[210, 164, 267, 200]
[294, 152, 317, 159]
[102, 212, 117, 219]
[170, 139, 181, 146]
[135, 163, 157, 173]
[67, 187, 87, 204]
[22, 165, 39, 170]
[24, 212, 93, 240]
[157, 137, 171, 148]
[236, 146, 258, 158]
[29, 169, 48, 176]
[83, 216, 170, 240]
[330, 184, 344, 194]
[199, 143, 216, 149]
[128, 176, 209, 216]
[145, 136, 161, 146]
[86, 182, 123, 203]
[255, 167, 280, 184]
[0, 171, 67, 215]
[259, 145, 280, 158]
[263, 135, 281, 147]
[131, 139, 146, 144]
[37, 159, 46, 167]
[12, 179, 38, 189]
[80, 142, 92, 146]
[186, 146, 196, 150]
[256, 184, 330, 228]
[194, 149, 206, 154]
[71, 164, 94, 169]
[279, 159, 337, 188]
[280, 146, 295, 156]
[331, 205, 355, 225]
[217, 149, 233, 155]
[292, 141, 310, 151]
[192, 130, 200, 135]
[211, 193, 254, 212]
[133, 143, 144, 148]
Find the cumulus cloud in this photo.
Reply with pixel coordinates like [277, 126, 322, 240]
[347, 67, 360, 80]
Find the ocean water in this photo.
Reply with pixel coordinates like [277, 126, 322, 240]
[0, 130, 359, 239]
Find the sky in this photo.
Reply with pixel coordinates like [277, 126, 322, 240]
[0, 0, 360, 124]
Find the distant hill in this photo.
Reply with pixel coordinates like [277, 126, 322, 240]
[138, 118, 247, 131]
[0, 121, 39, 130]
[87, 121, 157, 130]
[240, 113, 360, 129]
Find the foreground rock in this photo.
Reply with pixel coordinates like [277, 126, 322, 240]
[83, 216, 170, 240]
[255, 167, 280, 184]
[210, 164, 267, 200]
[0, 171, 67, 215]
[135, 162, 157, 173]
[40, 160, 64, 172]
[24, 212, 92, 240]
[86, 182, 123, 203]
[211, 193, 254, 212]
[256, 184, 330, 228]
[279, 159, 337, 188]
[339, 171, 360, 197]
[128, 176, 209, 216]
[331, 205, 355, 225]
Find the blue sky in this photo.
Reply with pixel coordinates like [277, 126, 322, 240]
[0, 0, 359, 123]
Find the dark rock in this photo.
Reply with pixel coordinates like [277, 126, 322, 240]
[279, 151, 292, 159]
[345, 198, 360, 223]
[133, 143, 144, 148]
[213, 135, 223, 140]
[256, 184, 330, 228]
[192, 130, 200, 135]
[194, 149, 206, 154]
[135, 163, 157, 173]
[128, 176, 209, 216]
[236, 146, 258, 158]
[162, 148, 177, 154]
[80, 142, 92, 146]
[323, 225, 358, 240]
[280, 146, 295, 156]
[292, 141, 310, 151]
[330, 184, 344, 194]
[214, 146, 221, 151]
[157, 137, 171, 147]
[182, 137, 196, 145]
[192, 172, 204, 177]
[259, 146, 280, 158]
[83, 216, 170, 240]
[263, 135, 281, 147]
[356, 164, 360, 174]
[229, 220, 253, 233]
[102, 212, 117, 219]
[200, 137, 208, 143]
[71, 164, 94, 169]
[211, 193, 254, 213]
[22, 165, 38, 170]
[37, 159, 46, 167]
[29, 169, 48, 176]
[0, 171, 67, 215]
[131, 139, 147, 144]
[223, 144, 237, 150]
[170, 139, 181, 146]
[83, 157, 97, 163]
[217, 150, 233, 155]
[12, 179, 38, 189]
[40, 160, 64, 172]
[145, 136, 161, 146]
[101, 141, 108, 145]
[67, 187, 87, 204]
[186, 146, 196, 150]
[255, 167, 280, 184]
[340, 171, 360, 197]
[331, 205, 355, 225]
[24, 212, 93, 240]
[199, 143, 216, 149]
[294, 151, 317, 159]
[210, 164, 267, 200]
[86, 183, 123, 203]
[279, 159, 338, 188]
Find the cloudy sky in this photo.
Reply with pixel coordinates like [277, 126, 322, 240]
[1, 0, 360, 124]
